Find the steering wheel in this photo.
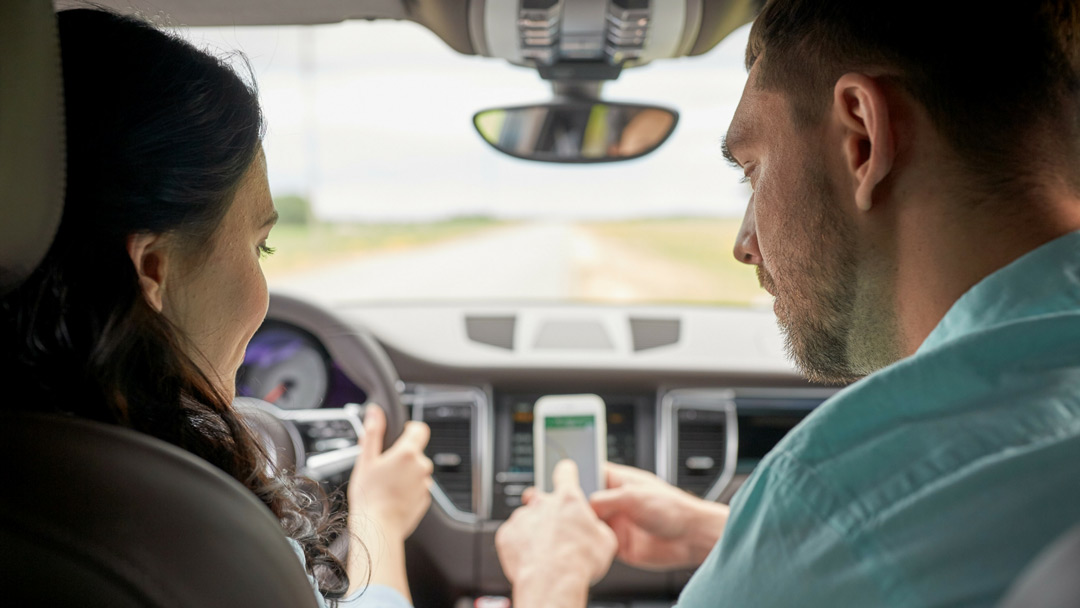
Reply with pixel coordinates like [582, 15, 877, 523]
[239, 293, 407, 452]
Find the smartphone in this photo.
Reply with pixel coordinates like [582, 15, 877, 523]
[533, 394, 607, 495]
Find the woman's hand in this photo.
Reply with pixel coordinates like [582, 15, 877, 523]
[344, 404, 434, 600]
[496, 460, 618, 608]
[347, 404, 434, 540]
[588, 462, 728, 571]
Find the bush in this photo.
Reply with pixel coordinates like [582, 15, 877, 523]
[273, 195, 312, 225]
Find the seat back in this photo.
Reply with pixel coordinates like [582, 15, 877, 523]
[999, 522, 1080, 608]
[0, 413, 320, 607]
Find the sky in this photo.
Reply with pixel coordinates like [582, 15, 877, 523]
[183, 20, 753, 222]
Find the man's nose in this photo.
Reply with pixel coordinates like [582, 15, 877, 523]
[733, 197, 762, 266]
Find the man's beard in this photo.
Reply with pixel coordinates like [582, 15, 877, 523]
[761, 168, 869, 385]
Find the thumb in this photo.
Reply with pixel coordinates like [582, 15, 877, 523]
[604, 462, 625, 490]
[553, 459, 582, 496]
[362, 403, 386, 459]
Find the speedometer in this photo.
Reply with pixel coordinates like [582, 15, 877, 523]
[237, 323, 331, 410]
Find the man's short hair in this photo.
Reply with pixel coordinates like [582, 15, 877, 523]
[746, 0, 1080, 201]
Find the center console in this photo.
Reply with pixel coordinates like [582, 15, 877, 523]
[491, 392, 656, 520]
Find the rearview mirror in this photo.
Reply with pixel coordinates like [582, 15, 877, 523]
[473, 102, 678, 164]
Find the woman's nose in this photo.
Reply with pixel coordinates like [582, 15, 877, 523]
[733, 197, 762, 266]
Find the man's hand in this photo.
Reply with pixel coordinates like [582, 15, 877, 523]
[496, 460, 618, 608]
[347, 404, 434, 540]
[589, 462, 728, 571]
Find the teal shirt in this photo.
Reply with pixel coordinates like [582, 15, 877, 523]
[678, 231, 1080, 607]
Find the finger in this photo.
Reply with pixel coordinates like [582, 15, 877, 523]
[604, 462, 625, 489]
[553, 459, 583, 496]
[606, 462, 651, 485]
[362, 403, 386, 459]
[521, 487, 537, 505]
[607, 514, 636, 563]
[589, 487, 635, 520]
[398, 420, 431, 452]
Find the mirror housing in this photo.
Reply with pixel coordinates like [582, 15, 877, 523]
[473, 101, 678, 164]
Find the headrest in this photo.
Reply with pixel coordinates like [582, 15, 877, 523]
[0, 0, 65, 295]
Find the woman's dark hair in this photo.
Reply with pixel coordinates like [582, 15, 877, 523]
[0, 8, 353, 599]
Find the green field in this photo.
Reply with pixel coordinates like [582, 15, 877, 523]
[584, 218, 767, 306]
[260, 217, 504, 280]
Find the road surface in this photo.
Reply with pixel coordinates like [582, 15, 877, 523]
[272, 222, 747, 305]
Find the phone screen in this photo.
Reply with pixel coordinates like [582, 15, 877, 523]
[543, 414, 599, 494]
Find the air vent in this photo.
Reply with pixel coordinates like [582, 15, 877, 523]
[660, 390, 738, 502]
[424, 407, 473, 513]
[732, 391, 834, 466]
[675, 408, 729, 498]
[408, 385, 489, 521]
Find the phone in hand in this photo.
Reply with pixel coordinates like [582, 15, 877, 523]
[533, 394, 607, 495]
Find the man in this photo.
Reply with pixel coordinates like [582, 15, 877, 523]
[496, 1, 1080, 606]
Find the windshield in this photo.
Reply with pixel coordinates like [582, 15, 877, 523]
[185, 20, 761, 307]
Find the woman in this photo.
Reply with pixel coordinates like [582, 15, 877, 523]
[0, 8, 429, 607]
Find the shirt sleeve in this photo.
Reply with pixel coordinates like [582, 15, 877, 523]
[287, 538, 413, 608]
[675, 453, 894, 608]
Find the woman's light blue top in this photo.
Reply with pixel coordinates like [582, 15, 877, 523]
[287, 538, 411, 608]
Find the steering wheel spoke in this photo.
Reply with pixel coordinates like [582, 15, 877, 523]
[234, 398, 369, 482]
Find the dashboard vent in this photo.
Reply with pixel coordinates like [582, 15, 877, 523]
[732, 391, 834, 468]
[661, 390, 737, 502]
[423, 404, 474, 513]
[675, 408, 729, 498]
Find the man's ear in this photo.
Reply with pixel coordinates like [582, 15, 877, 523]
[832, 73, 895, 212]
[126, 232, 170, 312]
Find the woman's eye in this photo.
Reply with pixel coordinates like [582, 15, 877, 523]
[258, 243, 276, 259]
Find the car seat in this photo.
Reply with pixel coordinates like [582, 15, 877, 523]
[998, 522, 1080, 608]
[0, 1, 319, 606]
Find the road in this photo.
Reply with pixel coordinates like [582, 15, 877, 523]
[273, 223, 579, 303]
[272, 221, 741, 305]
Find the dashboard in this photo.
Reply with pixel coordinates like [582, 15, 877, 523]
[238, 295, 840, 606]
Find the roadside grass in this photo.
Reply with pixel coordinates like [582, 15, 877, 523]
[261, 217, 505, 279]
[583, 217, 769, 307]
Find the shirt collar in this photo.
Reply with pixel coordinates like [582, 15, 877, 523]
[917, 230, 1080, 354]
